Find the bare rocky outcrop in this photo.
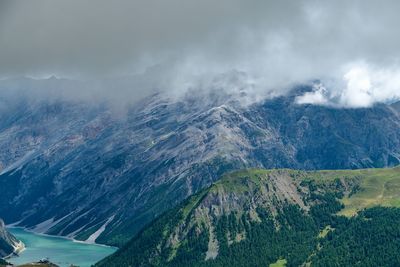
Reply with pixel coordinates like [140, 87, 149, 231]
[0, 219, 23, 258]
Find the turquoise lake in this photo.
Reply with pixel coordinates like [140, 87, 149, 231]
[7, 228, 117, 267]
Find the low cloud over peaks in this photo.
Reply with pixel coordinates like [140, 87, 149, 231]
[296, 63, 400, 108]
[1, 1, 400, 107]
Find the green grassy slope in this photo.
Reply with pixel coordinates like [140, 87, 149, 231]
[336, 167, 400, 215]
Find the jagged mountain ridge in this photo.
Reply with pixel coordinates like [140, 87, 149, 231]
[1, 80, 400, 246]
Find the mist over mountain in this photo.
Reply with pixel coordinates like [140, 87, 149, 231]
[1, 81, 400, 247]
[3, 1, 400, 107]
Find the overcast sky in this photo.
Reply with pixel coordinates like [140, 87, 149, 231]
[2, 0, 400, 107]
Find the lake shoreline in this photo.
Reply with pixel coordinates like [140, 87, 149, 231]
[6, 226, 117, 249]
[6, 228, 117, 267]
[4, 240, 25, 260]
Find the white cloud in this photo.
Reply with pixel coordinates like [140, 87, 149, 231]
[297, 63, 400, 108]
[296, 84, 329, 105]
[340, 65, 373, 107]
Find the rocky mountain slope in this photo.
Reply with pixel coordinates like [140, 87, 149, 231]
[0, 219, 21, 258]
[1, 78, 400, 246]
[96, 167, 400, 267]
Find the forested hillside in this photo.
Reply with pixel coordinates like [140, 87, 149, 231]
[97, 168, 400, 266]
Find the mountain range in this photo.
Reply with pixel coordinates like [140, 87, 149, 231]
[1, 78, 400, 247]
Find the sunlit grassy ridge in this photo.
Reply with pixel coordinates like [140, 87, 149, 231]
[337, 167, 400, 216]
[212, 166, 400, 216]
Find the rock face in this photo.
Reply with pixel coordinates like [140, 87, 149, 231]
[1, 78, 400, 246]
[0, 219, 20, 258]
